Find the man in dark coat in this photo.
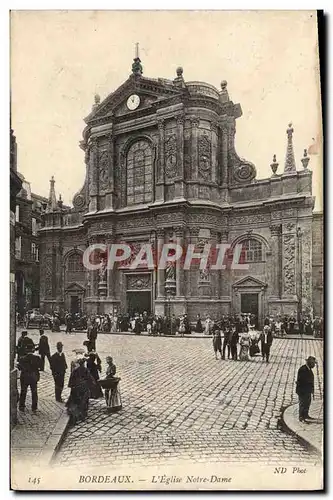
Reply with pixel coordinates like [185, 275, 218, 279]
[230, 329, 239, 361]
[18, 344, 42, 412]
[183, 314, 191, 335]
[38, 329, 51, 371]
[50, 342, 68, 402]
[88, 323, 98, 351]
[260, 325, 273, 363]
[16, 330, 35, 361]
[222, 327, 232, 360]
[296, 356, 316, 422]
[212, 322, 222, 359]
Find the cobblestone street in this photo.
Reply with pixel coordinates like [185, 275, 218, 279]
[16, 329, 323, 468]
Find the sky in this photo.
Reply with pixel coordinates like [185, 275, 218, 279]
[10, 10, 322, 210]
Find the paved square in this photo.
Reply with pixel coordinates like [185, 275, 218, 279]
[16, 330, 323, 467]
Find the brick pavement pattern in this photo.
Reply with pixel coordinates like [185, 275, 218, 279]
[11, 370, 70, 466]
[14, 330, 323, 468]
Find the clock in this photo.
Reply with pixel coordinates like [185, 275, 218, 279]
[126, 94, 140, 111]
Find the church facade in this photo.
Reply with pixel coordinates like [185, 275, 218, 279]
[38, 56, 323, 325]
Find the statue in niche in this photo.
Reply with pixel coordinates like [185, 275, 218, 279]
[165, 262, 176, 281]
[199, 268, 210, 282]
[99, 257, 107, 281]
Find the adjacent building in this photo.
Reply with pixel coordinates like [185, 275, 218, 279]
[15, 176, 48, 317]
[38, 55, 323, 325]
[10, 128, 22, 426]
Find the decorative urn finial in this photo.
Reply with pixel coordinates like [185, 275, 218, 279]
[58, 193, 63, 208]
[176, 66, 183, 77]
[301, 148, 310, 170]
[219, 80, 229, 103]
[270, 154, 279, 175]
[92, 93, 100, 111]
[173, 66, 185, 87]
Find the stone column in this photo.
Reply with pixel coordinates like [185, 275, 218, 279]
[270, 224, 282, 298]
[156, 118, 165, 202]
[211, 122, 218, 184]
[175, 227, 184, 297]
[175, 115, 185, 198]
[191, 117, 199, 179]
[186, 227, 199, 297]
[298, 223, 313, 317]
[220, 230, 229, 298]
[88, 235, 99, 298]
[105, 130, 115, 209]
[220, 123, 229, 186]
[106, 233, 115, 299]
[89, 138, 98, 212]
[156, 228, 165, 298]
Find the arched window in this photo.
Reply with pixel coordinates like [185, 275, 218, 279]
[67, 253, 84, 272]
[126, 140, 153, 205]
[242, 239, 263, 262]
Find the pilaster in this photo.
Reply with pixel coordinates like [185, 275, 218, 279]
[156, 228, 165, 298]
[175, 115, 185, 198]
[105, 130, 116, 209]
[269, 224, 282, 298]
[191, 117, 199, 180]
[282, 222, 297, 302]
[89, 138, 98, 212]
[156, 118, 165, 202]
[175, 226, 185, 297]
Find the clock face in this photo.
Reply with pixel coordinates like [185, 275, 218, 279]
[127, 94, 140, 110]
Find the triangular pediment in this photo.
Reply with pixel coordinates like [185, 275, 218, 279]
[232, 276, 267, 288]
[65, 282, 86, 292]
[85, 75, 183, 124]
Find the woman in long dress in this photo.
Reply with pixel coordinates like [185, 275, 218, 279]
[195, 314, 203, 334]
[85, 351, 104, 399]
[178, 317, 185, 337]
[101, 357, 122, 412]
[239, 332, 251, 361]
[249, 325, 260, 358]
[66, 358, 95, 425]
[204, 316, 211, 335]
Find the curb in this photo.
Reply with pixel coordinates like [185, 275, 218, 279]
[282, 403, 323, 456]
[40, 408, 71, 465]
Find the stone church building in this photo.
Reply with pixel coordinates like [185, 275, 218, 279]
[39, 54, 323, 325]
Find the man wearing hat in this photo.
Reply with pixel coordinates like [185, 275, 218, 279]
[50, 342, 68, 402]
[38, 329, 51, 371]
[17, 343, 42, 412]
[260, 325, 273, 363]
[296, 356, 316, 422]
[16, 330, 35, 361]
